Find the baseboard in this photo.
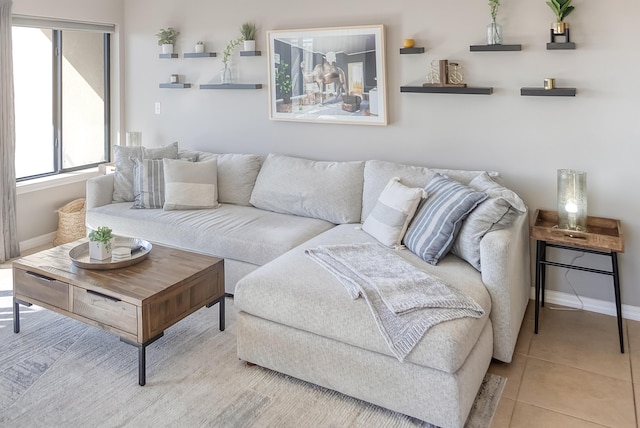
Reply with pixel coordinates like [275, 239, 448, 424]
[19, 232, 56, 252]
[530, 287, 640, 322]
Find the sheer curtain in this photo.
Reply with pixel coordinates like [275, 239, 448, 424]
[0, 0, 19, 263]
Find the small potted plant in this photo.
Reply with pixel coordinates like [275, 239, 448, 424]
[195, 41, 204, 54]
[88, 226, 114, 260]
[240, 22, 257, 52]
[546, 0, 575, 34]
[156, 27, 180, 54]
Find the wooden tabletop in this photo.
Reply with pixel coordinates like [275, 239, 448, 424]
[13, 239, 223, 306]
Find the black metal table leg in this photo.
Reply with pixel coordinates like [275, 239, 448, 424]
[121, 333, 164, 386]
[540, 242, 547, 307]
[13, 299, 20, 333]
[534, 241, 542, 334]
[207, 295, 226, 331]
[612, 252, 624, 353]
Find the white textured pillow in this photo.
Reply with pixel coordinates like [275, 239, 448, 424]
[249, 153, 365, 224]
[452, 172, 526, 270]
[217, 154, 262, 206]
[362, 177, 425, 247]
[163, 158, 219, 210]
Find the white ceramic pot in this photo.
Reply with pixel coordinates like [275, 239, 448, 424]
[195, 44, 204, 53]
[161, 43, 174, 54]
[89, 239, 113, 260]
[243, 40, 256, 52]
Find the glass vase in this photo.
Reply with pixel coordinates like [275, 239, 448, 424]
[487, 20, 503, 45]
[220, 64, 232, 84]
[557, 169, 588, 232]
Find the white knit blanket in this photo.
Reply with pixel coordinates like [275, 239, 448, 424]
[305, 242, 484, 361]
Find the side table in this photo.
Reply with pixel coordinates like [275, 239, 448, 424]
[530, 209, 625, 353]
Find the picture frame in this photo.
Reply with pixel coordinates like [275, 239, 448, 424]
[267, 25, 387, 126]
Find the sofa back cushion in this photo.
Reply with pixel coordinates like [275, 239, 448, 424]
[250, 153, 364, 224]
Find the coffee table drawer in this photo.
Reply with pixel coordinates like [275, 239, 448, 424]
[14, 269, 69, 311]
[73, 288, 138, 335]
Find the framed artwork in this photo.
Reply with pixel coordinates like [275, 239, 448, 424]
[267, 25, 387, 126]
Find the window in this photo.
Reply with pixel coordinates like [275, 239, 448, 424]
[12, 17, 112, 180]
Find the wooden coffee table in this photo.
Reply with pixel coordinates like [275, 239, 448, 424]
[12, 240, 225, 386]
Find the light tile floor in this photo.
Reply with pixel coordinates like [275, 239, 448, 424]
[2, 247, 637, 427]
[490, 301, 638, 427]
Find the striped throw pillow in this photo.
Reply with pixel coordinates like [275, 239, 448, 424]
[403, 173, 488, 265]
[132, 158, 165, 209]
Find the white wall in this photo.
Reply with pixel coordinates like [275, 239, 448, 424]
[123, 0, 640, 307]
[12, 0, 124, 243]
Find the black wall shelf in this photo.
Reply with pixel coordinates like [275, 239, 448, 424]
[200, 83, 263, 90]
[399, 47, 425, 54]
[184, 52, 217, 58]
[470, 44, 522, 52]
[401, 86, 493, 95]
[240, 51, 261, 56]
[159, 53, 179, 59]
[159, 83, 192, 89]
[546, 42, 576, 50]
[521, 87, 576, 96]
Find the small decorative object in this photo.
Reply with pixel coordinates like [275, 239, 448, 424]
[195, 41, 204, 53]
[547, 0, 574, 40]
[543, 78, 555, 89]
[403, 38, 415, 48]
[125, 131, 142, 146]
[240, 22, 258, 51]
[487, 0, 503, 45]
[557, 169, 587, 232]
[156, 27, 180, 54]
[221, 37, 243, 84]
[88, 226, 114, 260]
[170, 74, 179, 83]
[424, 59, 466, 87]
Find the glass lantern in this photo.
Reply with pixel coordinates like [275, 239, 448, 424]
[557, 169, 587, 231]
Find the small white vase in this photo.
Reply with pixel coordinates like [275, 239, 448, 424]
[161, 44, 174, 54]
[195, 44, 204, 53]
[243, 40, 256, 52]
[89, 239, 113, 260]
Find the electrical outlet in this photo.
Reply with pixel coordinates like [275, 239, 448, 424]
[155, 102, 161, 115]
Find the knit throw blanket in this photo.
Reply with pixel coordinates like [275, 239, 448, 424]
[305, 242, 485, 361]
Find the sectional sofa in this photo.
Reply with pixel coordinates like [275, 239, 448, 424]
[86, 148, 530, 428]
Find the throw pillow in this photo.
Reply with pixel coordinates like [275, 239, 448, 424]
[451, 172, 527, 270]
[112, 142, 179, 203]
[362, 177, 425, 247]
[163, 158, 219, 210]
[217, 154, 262, 206]
[249, 153, 365, 224]
[404, 173, 488, 265]
[132, 158, 165, 209]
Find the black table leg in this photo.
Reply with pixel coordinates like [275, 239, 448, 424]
[534, 240, 544, 334]
[612, 252, 624, 353]
[540, 242, 547, 307]
[207, 295, 226, 331]
[13, 299, 20, 333]
[121, 333, 164, 386]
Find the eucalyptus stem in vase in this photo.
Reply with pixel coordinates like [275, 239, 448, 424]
[487, 0, 503, 45]
[221, 37, 243, 84]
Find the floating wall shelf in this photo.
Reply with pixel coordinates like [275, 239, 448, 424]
[399, 47, 425, 54]
[159, 83, 191, 89]
[470, 44, 522, 52]
[240, 51, 261, 56]
[546, 42, 576, 50]
[521, 87, 576, 96]
[401, 86, 493, 95]
[159, 53, 178, 59]
[200, 83, 263, 90]
[184, 52, 217, 58]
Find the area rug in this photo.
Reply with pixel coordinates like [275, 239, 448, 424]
[0, 286, 504, 428]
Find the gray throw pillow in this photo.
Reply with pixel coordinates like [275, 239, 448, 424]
[131, 158, 165, 209]
[404, 173, 488, 265]
[163, 158, 219, 211]
[112, 142, 179, 202]
[217, 154, 262, 206]
[451, 172, 527, 270]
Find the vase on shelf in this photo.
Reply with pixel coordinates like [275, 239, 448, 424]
[487, 19, 503, 45]
[220, 64, 232, 84]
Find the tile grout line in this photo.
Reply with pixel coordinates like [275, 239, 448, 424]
[627, 321, 638, 427]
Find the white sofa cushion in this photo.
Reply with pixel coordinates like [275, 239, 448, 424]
[250, 153, 364, 224]
[86, 203, 335, 267]
[163, 158, 219, 210]
[196, 152, 262, 206]
[362, 177, 424, 247]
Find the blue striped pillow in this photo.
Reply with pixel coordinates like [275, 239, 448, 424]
[132, 158, 165, 209]
[403, 173, 488, 265]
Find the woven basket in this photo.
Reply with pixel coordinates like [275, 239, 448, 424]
[53, 198, 86, 246]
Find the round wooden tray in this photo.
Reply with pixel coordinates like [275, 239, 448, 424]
[69, 237, 152, 270]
